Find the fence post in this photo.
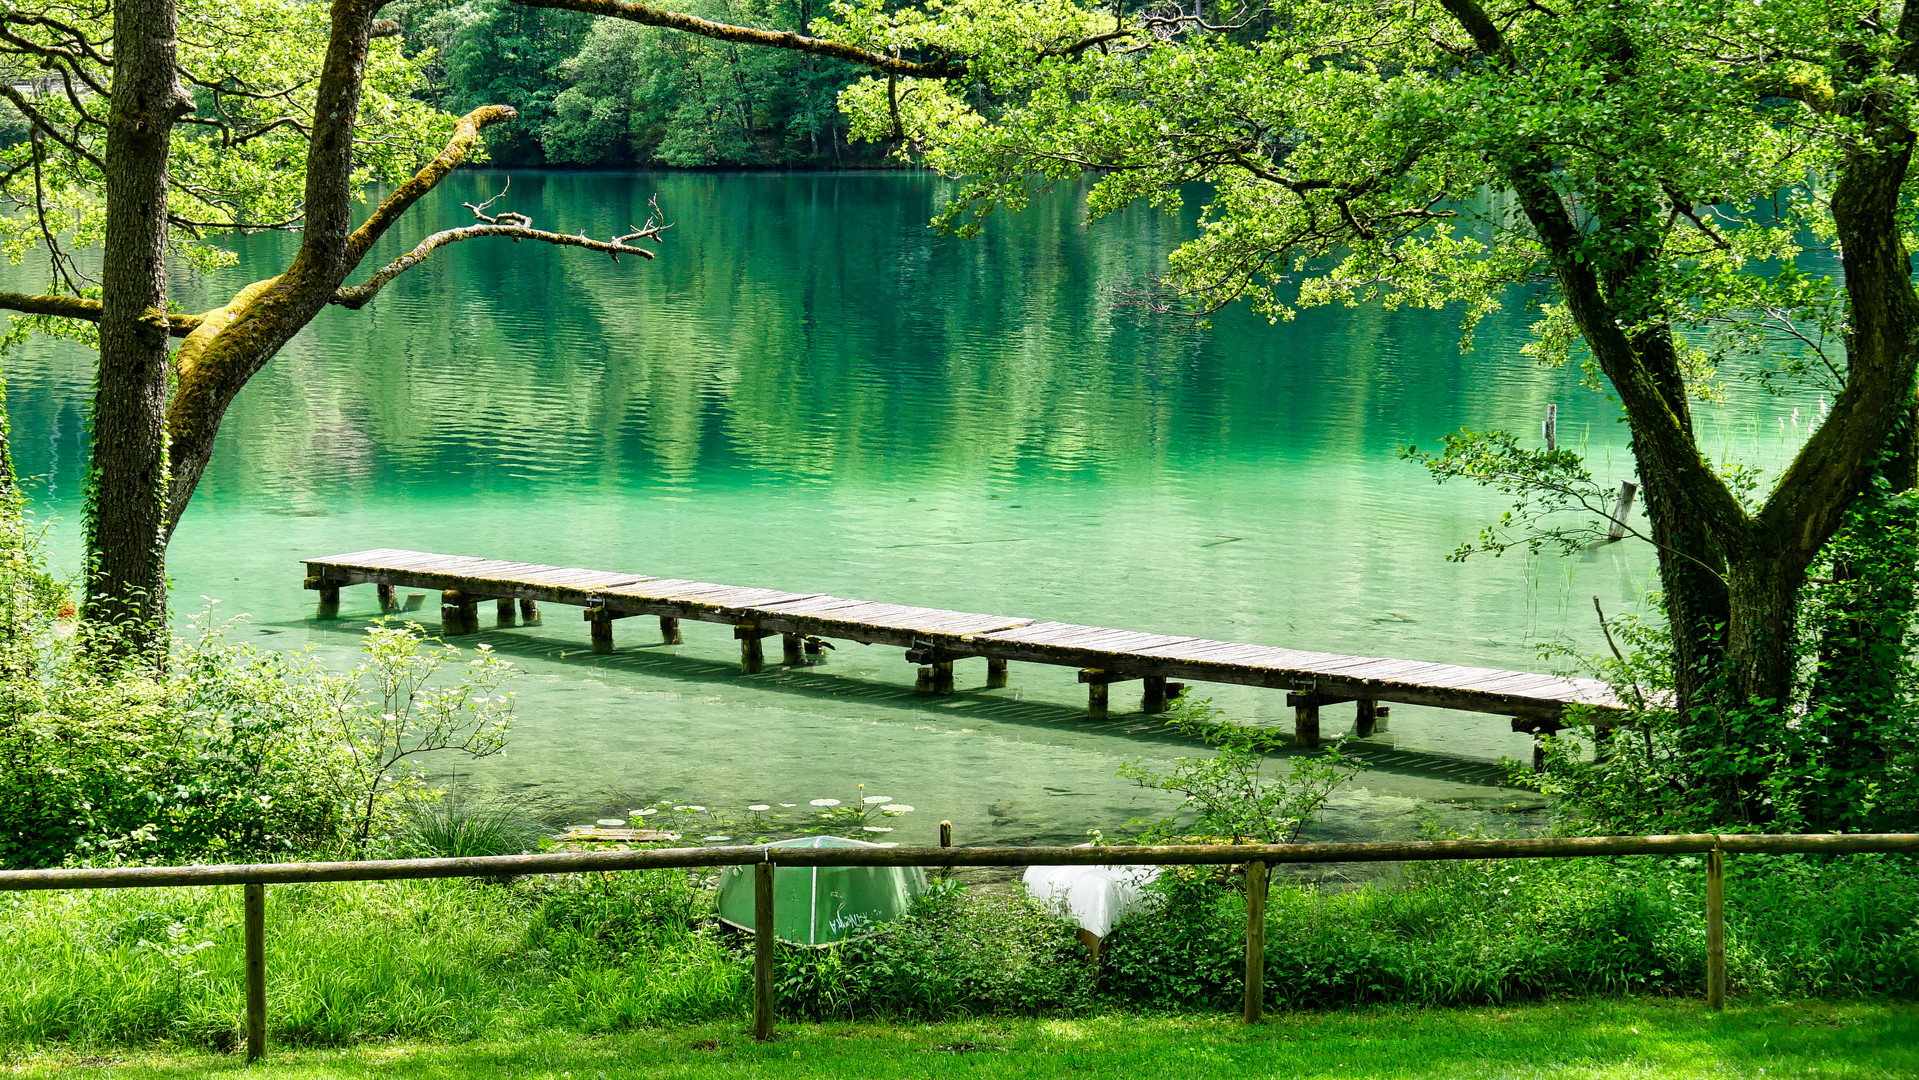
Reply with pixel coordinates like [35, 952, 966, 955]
[244, 881, 266, 1062]
[1243, 860, 1267, 1024]
[753, 860, 776, 1041]
[1706, 843, 1726, 1010]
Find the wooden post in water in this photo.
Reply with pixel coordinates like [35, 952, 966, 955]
[1143, 675, 1168, 714]
[1243, 860, 1267, 1024]
[1084, 670, 1109, 720]
[441, 590, 469, 635]
[1607, 481, 1638, 541]
[782, 633, 804, 665]
[753, 861, 776, 1041]
[495, 598, 516, 627]
[659, 615, 681, 644]
[986, 657, 1009, 688]
[1706, 845, 1726, 1010]
[932, 658, 955, 693]
[312, 577, 340, 618]
[377, 583, 396, 611]
[519, 598, 539, 623]
[940, 820, 952, 848]
[739, 626, 767, 673]
[588, 610, 614, 654]
[244, 882, 266, 1062]
[1543, 402, 1558, 453]
[1355, 699, 1378, 737]
[1294, 697, 1321, 749]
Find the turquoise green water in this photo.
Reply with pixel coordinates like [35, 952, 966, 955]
[4, 171, 1817, 843]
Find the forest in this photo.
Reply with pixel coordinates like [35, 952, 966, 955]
[385, 0, 884, 167]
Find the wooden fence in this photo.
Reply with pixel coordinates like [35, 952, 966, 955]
[3, 832, 1915, 1061]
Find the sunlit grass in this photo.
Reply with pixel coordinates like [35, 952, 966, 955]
[7, 1000, 1912, 1079]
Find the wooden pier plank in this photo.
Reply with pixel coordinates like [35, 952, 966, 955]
[300, 549, 1621, 720]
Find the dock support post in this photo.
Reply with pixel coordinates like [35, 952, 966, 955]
[1143, 675, 1168, 714]
[245, 882, 266, 1062]
[313, 578, 340, 618]
[932, 658, 955, 693]
[496, 598, 517, 627]
[589, 610, 614, 654]
[986, 657, 1008, 688]
[660, 616, 681, 644]
[916, 666, 935, 693]
[782, 633, 804, 665]
[441, 590, 472, 635]
[1706, 844, 1726, 1011]
[1087, 674, 1109, 720]
[1294, 698, 1321, 748]
[519, 598, 539, 623]
[739, 626, 767, 673]
[1243, 860, 1267, 1024]
[1356, 699, 1378, 738]
[753, 861, 776, 1041]
[377, 583, 396, 611]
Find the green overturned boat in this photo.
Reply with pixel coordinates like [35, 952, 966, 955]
[717, 835, 927, 946]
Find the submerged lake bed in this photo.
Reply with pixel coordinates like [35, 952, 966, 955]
[6, 171, 1814, 844]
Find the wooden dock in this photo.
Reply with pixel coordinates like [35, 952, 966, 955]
[304, 549, 1621, 752]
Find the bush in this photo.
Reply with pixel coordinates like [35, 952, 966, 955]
[776, 883, 1094, 1019]
[1102, 853, 1919, 1011]
[0, 494, 518, 867]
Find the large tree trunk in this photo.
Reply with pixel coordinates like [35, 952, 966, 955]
[1638, 462, 1730, 710]
[1804, 409, 1919, 827]
[0, 360, 12, 496]
[86, 0, 188, 648]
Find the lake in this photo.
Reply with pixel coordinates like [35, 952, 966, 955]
[2, 171, 1816, 844]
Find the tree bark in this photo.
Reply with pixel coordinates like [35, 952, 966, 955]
[86, 0, 190, 648]
[0, 359, 13, 497]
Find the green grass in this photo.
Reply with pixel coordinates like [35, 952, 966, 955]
[6, 1000, 1914, 1079]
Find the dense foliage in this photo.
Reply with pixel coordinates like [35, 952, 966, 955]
[385, 0, 882, 167]
[0, 498, 518, 868]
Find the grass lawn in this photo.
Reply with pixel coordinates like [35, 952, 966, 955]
[5, 999, 1913, 1079]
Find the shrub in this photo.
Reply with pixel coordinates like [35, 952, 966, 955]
[1102, 853, 1919, 1011]
[775, 882, 1095, 1019]
[0, 494, 518, 867]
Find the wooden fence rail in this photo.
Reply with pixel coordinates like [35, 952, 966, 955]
[3, 833, 1914, 1061]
